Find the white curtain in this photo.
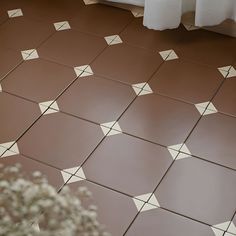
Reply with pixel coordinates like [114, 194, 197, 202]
[107, 0, 236, 30]
[143, 0, 236, 30]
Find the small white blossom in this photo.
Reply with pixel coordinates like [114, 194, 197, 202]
[0, 164, 110, 236]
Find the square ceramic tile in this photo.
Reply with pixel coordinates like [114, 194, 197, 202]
[81, 133, 173, 196]
[91, 44, 162, 84]
[120, 18, 185, 51]
[0, 47, 22, 80]
[17, 112, 104, 170]
[175, 29, 236, 67]
[126, 207, 223, 236]
[65, 179, 138, 236]
[212, 78, 236, 117]
[0, 17, 54, 51]
[186, 113, 236, 169]
[0, 154, 64, 190]
[149, 59, 223, 103]
[57, 75, 136, 124]
[70, 4, 133, 36]
[155, 157, 236, 226]
[119, 94, 200, 146]
[0, 92, 41, 145]
[38, 30, 107, 67]
[2, 58, 77, 103]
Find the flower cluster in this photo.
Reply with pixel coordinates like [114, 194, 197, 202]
[0, 163, 110, 236]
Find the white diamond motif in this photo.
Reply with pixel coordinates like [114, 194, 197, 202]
[195, 102, 218, 116]
[212, 221, 231, 231]
[100, 121, 122, 136]
[183, 24, 199, 31]
[218, 66, 236, 78]
[211, 227, 225, 236]
[159, 49, 178, 61]
[133, 193, 160, 212]
[54, 21, 71, 31]
[83, 0, 99, 5]
[8, 8, 23, 18]
[168, 143, 191, 160]
[131, 8, 144, 17]
[104, 35, 123, 45]
[74, 65, 93, 77]
[228, 222, 236, 235]
[39, 101, 59, 115]
[132, 82, 153, 96]
[225, 233, 236, 236]
[21, 49, 39, 60]
[0, 141, 19, 158]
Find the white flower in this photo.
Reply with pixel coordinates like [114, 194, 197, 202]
[0, 164, 109, 236]
[0, 181, 9, 188]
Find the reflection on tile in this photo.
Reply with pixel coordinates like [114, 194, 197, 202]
[155, 157, 236, 226]
[186, 113, 236, 169]
[119, 94, 200, 146]
[127, 207, 224, 236]
[82, 133, 173, 196]
[1, 1, 236, 234]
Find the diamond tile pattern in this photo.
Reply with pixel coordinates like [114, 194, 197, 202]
[1, 1, 236, 235]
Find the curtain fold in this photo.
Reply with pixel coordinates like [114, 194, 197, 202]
[106, 0, 236, 30]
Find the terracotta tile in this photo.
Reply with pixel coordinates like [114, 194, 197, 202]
[120, 18, 184, 51]
[213, 78, 236, 117]
[0, 154, 64, 189]
[186, 113, 236, 169]
[82, 133, 173, 196]
[175, 29, 236, 67]
[91, 43, 162, 84]
[0, 16, 54, 51]
[155, 157, 236, 226]
[126, 207, 220, 236]
[0, 0, 30, 12]
[119, 94, 200, 146]
[70, 4, 133, 36]
[17, 112, 104, 170]
[57, 75, 135, 124]
[149, 59, 223, 103]
[38, 30, 107, 67]
[66, 179, 137, 236]
[0, 92, 41, 145]
[2, 58, 77, 103]
[22, 0, 84, 23]
[0, 13, 8, 25]
[0, 47, 22, 80]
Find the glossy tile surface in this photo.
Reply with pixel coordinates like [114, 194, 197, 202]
[2, 59, 77, 102]
[38, 30, 107, 67]
[81, 133, 173, 196]
[119, 94, 200, 146]
[17, 112, 104, 169]
[1, 1, 236, 235]
[57, 75, 136, 123]
[186, 113, 236, 169]
[149, 58, 223, 103]
[155, 157, 236, 226]
[91, 43, 162, 84]
[126, 207, 220, 236]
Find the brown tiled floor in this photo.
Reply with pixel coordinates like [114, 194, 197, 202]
[0, 1, 236, 235]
